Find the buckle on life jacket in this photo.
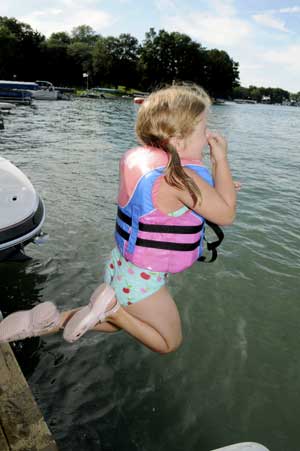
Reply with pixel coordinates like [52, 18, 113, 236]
[198, 220, 224, 263]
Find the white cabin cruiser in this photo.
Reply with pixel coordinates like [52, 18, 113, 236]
[0, 157, 47, 261]
[32, 80, 58, 100]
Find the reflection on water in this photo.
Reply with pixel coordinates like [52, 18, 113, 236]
[0, 100, 299, 451]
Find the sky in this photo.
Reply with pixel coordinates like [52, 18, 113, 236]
[1, 0, 300, 93]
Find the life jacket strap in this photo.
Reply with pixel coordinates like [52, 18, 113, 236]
[198, 220, 224, 263]
[116, 223, 201, 251]
[117, 207, 204, 234]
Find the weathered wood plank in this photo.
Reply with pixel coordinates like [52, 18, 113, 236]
[0, 423, 10, 451]
[0, 342, 58, 451]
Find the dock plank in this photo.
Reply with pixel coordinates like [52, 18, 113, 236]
[0, 342, 58, 451]
[0, 423, 10, 451]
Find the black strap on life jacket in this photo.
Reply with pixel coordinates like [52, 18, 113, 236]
[116, 208, 224, 260]
[116, 207, 204, 251]
[197, 220, 224, 263]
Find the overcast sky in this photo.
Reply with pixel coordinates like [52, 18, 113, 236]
[1, 0, 300, 92]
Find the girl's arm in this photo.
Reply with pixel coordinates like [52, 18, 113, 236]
[176, 133, 236, 225]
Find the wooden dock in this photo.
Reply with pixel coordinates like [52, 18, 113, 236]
[0, 342, 58, 451]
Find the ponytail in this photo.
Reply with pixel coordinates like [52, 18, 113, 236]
[162, 142, 202, 207]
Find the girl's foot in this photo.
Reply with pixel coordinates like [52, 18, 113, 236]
[63, 283, 119, 343]
[0, 302, 61, 343]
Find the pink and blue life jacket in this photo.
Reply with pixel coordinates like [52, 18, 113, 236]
[115, 146, 223, 273]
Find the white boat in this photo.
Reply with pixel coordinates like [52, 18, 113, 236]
[0, 81, 34, 105]
[210, 443, 270, 451]
[0, 80, 59, 102]
[0, 157, 47, 261]
[31, 89, 58, 100]
[31, 80, 58, 100]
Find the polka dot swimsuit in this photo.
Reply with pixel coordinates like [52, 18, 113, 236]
[104, 247, 167, 306]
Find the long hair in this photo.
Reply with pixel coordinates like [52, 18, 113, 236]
[135, 84, 211, 206]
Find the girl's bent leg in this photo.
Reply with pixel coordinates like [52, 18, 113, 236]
[106, 286, 182, 354]
[40, 308, 120, 336]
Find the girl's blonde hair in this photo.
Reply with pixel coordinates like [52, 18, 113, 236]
[135, 83, 211, 206]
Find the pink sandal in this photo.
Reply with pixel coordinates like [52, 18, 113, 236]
[63, 283, 119, 343]
[0, 302, 61, 343]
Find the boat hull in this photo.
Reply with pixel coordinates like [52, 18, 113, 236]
[31, 90, 58, 100]
[0, 89, 32, 105]
[0, 197, 46, 261]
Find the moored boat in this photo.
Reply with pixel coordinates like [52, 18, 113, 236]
[0, 86, 32, 105]
[0, 157, 47, 261]
[32, 80, 59, 100]
[0, 80, 59, 102]
[133, 97, 146, 104]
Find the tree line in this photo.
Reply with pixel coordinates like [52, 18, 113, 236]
[0, 17, 239, 97]
[232, 85, 299, 104]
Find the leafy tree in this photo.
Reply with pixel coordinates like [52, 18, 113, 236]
[232, 86, 250, 100]
[93, 36, 119, 87]
[48, 31, 71, 47]
[139, 28, 207, 89]
[0, 16, 45, 80]
[0, 22, 18, 78]
[71, 25, 98, 45]
[45, 31, 82, 85]
[68, 41, 93, 73]
[205, 49, 239, 98]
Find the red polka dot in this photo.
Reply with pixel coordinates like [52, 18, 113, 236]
[123, 287, 130, 293]
[128, 301, 132, 305]
[117, 260, 122, 266]
[140, 272, 151, 280]
[110, 263, 114, 269]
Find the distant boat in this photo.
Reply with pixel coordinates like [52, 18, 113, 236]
[31, 80, 58, 100]
[214, 98, 226, 105]
[0, 82, 33, 105]
[234, 98, 257, 104]
[134, 96, 147, 104]
[0, 80, 59, 102]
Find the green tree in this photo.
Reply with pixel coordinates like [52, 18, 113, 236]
[205, 49, 239, 98]
[47, 31, 71, 47]
[92, 34, 139, 89]
[139, 28, 207, 89]
[44, 32, 78, 85]
[71, 25, 98, 45]
[117, 33, 139, 88]
[93, 36, 119, 87]
[68, 41, 93, 74]
[232, 86, 249, 100]
[0, 16, 45, 80]
[0, 22, 18, 78]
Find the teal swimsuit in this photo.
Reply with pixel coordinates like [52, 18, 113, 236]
[104, 206, 188, 306]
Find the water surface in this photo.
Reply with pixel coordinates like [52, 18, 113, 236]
[0, 99, 299, 451]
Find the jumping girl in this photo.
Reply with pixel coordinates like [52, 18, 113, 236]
[0, 84, 236, 354]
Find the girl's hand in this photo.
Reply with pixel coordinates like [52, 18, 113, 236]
[206, 131, 228, 163]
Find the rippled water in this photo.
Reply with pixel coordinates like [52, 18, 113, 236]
[0, 99, 299, 451]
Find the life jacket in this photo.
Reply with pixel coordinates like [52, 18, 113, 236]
[115, 146, 223, 273]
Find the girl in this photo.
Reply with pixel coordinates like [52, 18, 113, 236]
[0, 84, 236, 354]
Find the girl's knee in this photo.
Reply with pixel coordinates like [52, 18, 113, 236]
[159, 333, 183, 355]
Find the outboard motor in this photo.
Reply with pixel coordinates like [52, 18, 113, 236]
[0, 157, 47, 261]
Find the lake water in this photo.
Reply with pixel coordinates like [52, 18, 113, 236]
[0, 98, 299, 451]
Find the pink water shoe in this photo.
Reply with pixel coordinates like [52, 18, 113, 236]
[63, 283, 119, 343]
[0, 302, 61, 342]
